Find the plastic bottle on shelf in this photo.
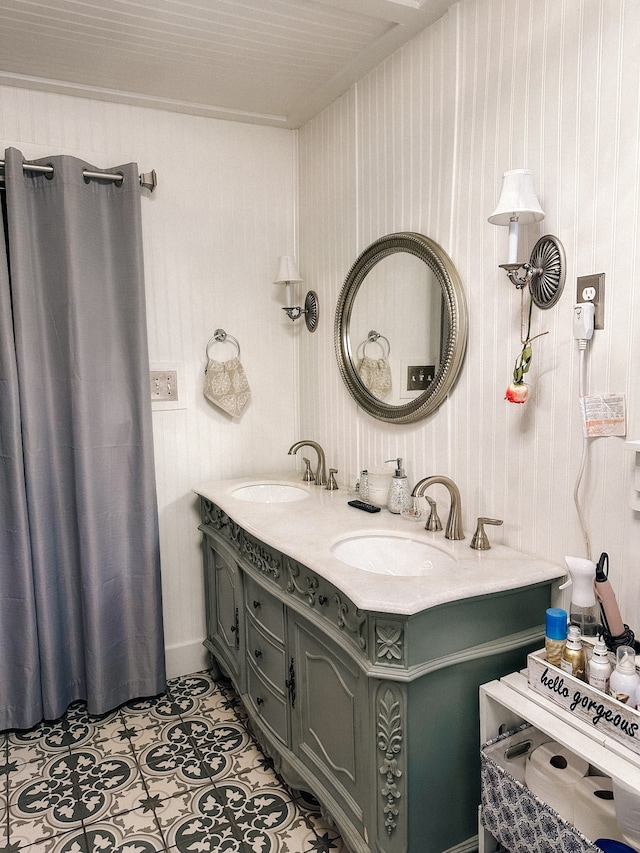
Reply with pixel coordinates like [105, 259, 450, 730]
[588, 637, 613, 694]
[545, 607, 567, 668]
[609, 646, 640, 706]
[560, 624, 586, 680]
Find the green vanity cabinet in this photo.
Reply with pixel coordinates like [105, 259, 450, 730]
[198, 496, 557, 853]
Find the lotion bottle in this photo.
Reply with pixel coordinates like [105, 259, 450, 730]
[386, 458, 411, 514]
[609, 646, 640, 705]
[560, 624, 585, 681]
[588, 638, 612, 694]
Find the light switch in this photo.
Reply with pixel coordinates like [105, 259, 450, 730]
[150, 370, 178, 402]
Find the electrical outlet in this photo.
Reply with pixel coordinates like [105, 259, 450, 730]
[576, 273, 605, 330]
[150, 370, 178, 401]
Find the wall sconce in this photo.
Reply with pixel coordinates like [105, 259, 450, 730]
[273, 256, 319, 332]
[489, 169, 565, 309]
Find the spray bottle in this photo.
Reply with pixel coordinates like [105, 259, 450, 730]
[561, 625, 586, 681]
[560, 556, 600, 636]
[545, 607, 568, 667]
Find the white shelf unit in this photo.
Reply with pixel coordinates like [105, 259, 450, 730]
[479, 670, 640, 853]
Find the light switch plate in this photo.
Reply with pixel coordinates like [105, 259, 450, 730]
[149, 362, 187, 411]
[150, 370, 177, 401]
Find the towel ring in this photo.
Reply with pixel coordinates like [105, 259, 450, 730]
[361, 330, 390, 359]
[206, 328, 241, 361]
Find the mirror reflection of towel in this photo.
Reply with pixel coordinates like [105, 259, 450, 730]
[204, 357, 251, 417]
[357, 356, 391, 398]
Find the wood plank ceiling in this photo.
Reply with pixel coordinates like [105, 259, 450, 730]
[0, 0, 456, 127]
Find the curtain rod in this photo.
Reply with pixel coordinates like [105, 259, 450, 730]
[0, 160, 157, 192]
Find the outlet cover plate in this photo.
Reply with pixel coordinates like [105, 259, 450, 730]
[576, 273, 605, 330]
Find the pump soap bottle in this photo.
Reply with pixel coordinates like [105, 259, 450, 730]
[561, 625, 586, 681]
[386, 458, 411, 514]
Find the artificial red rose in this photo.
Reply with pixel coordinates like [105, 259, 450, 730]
[505, 382, 529, 404]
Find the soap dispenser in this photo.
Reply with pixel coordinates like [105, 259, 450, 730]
[386, 458, 411, 514]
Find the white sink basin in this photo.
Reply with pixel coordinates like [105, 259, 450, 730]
[231, 483, 310, 503]
[331, 534, 455, 576]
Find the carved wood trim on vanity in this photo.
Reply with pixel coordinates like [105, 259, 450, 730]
[375, 623, 405, 665]
[285, 556, 367, 652]
[335, 593, 367, 651]
[242, 532, 281, 579]
[285, 557, 320, 605]
[376, 683, 404, 838]
[201, 499, 242, 550]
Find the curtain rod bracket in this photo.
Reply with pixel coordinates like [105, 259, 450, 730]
[139, 170, 157, 192]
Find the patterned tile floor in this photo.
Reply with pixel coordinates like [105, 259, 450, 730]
[0, 670, 349, 853]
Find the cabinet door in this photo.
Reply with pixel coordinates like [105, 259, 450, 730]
[290, 615, 369, 835]
[203, 539, 242, 681]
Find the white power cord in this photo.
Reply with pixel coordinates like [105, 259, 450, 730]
[573, 302, 596, 559]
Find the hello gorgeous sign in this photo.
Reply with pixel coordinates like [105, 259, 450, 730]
[528, 650, 640, 756]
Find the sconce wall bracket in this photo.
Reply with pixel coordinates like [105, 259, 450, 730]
[500, 235, 566, 310]
[283, 290, 319, 332]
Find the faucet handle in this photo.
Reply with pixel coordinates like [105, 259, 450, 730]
[302, 458, 315, 483]
[326, 468, 339, 491]
[470, 517, 503, 550]
[424, 496, 443, 532]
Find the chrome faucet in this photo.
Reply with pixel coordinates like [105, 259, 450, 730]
[288, 440, 327, 486]
[411, 476, 464, 540]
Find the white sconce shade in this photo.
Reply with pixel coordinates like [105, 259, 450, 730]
[273, 256, 302, 284]
[489, 170, 545, 263]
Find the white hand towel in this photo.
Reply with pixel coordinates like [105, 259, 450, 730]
[204, 357, 251, 417]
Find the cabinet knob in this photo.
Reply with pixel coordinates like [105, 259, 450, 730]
[254, 649, 262, 658]
[253, 600, 261, 609]
[230, 624, 238, 633]
[256, 697, 264, 706]
[318, 595, 328, 606]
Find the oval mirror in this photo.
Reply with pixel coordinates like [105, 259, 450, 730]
[334, 232, 467, 424]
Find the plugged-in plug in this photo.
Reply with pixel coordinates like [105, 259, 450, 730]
[573, 302, 595, 344]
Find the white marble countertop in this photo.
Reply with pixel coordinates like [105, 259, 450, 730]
[194, 474, 565, 616]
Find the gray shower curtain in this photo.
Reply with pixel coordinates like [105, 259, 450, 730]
[0, 147, 165, 731]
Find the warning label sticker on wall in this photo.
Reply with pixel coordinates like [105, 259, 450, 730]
[580, 394, 626, 437]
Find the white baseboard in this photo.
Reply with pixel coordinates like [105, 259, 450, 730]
[164, 638, 211, 681]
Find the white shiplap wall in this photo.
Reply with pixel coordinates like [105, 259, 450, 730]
[297, 0, 640, 627]
[1, 85, 299, 677]
[4, 0, 640, 678]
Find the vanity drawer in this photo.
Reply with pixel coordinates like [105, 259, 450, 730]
[245, 574, 285, 642]
[246, 616, 286, 690]
[246, 659, 288, 744]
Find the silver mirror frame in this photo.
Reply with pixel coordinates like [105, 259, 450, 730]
[334, 232, 468, 424]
